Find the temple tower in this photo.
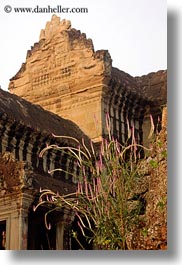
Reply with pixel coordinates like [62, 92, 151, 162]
[9, 15, 167, 145]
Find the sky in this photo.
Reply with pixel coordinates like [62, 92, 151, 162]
[0, 0, 167, 90]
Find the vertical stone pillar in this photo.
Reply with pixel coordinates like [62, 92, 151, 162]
[56, 222, 64, 250]
[0, 192, 33, 250]
[142, 114, 153, 147]
[55, 208, 75, 250]
[162, 107, 167, 129]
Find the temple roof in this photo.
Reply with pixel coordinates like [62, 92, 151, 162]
[0, 88, 90, 145]
[0, 89, 86, 195]
[111, 67, 167, 106]
[0, 152, 76, 196]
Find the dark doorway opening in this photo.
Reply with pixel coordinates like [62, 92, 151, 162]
[71, 216, 93, 250]
[28, 207, 56, 250]
[0, 220, 6, 250]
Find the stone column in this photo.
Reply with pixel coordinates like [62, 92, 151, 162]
[0, 192, 33, 250]
[56, 208, 75, 250]
[56, 221, 64, 250]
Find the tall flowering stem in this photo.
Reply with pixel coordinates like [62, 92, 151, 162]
[35, 115, 152, 250]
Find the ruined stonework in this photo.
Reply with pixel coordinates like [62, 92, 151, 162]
[2, 15, 167, 250]
[9, 15, 111, 142]
[0, 88, 90, 183]
[127, 107, 167, 250]
[0, 88, 86, 249]
[9, 15, 167, 145]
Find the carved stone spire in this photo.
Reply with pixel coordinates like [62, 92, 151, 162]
[9, 15, 112, 142]
[9, 15, 166, 144]
[39, 15, 71, 40]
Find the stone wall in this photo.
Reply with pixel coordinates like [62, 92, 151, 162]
[4, 15, 167, 249]
[9, 15, 112, 142]
[0, 88, 92, 185]
[0, 89, 82, 250]
[9, 15, 167, 145]
[0, 152, 75, 250]
[126, 107, 167, 250]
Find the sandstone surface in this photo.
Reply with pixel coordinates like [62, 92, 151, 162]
[9, 15, 167, 145]
[9, 15, 111, 142]
[2, 15, 167, 250]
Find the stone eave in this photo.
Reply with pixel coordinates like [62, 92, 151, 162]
[0, 88, 90, 146]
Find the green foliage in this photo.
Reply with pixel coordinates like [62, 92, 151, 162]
[157, 140, 163, 148]
[141, 228, 148, 237]
[161, 150, 167, 158]
[149, 159, 158, 169]
[157, 197, 167, 212]
[34, 115, 153, 250]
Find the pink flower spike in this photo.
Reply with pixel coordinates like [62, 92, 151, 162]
[77, 221, 85, 236]
[48, 223, 51, 230]
[88, 183, 93, 199]
[80, 183, 83, 194]
[148, 114, 155, 139]
[100, 140, 105, 156]
[116, 140, 120, 154]
[99, 153, 103, 169]
[82, 166, 86, 176]
[90, 140, 95, 156]
[85, 183, 89, 199]
[95, 185, 98, 196]
[93, 177, 96, 192]
[126, 118, 131, 139]
[97, 177, 101, 191]
[77, 181, 80, 194]
[96, 161, 100, 175]
[106, 112, 110, 131]
[150, 114, 154, 128]
[105, 138, 108, 150]
[106, 112, 109, 120]
[51, 195, 55, 202]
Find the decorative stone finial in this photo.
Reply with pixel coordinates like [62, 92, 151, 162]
[39, 15, 71, 40]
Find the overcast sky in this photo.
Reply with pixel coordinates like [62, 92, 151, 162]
[0, 0, 167, 90]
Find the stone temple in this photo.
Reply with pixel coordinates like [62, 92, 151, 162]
[0, 15, 167, 250]
[9, 15, 166, 145]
